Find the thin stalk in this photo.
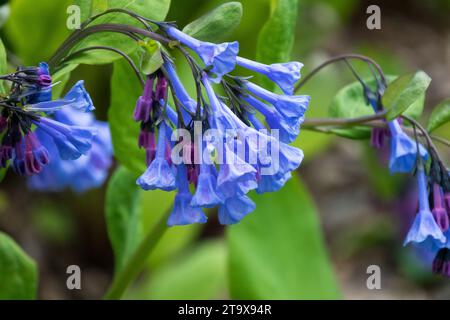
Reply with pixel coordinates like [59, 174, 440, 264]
[295, 54, 386, 91]
[103, 209, 171, 300]
[61, 46, 145, 86]
[49, 23, 173, 70]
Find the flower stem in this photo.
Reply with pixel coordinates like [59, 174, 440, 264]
[103, 209, 171, 300]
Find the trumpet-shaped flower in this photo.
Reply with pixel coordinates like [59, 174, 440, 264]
[404, 167, 446, 246]
[236, 57, 302, 95]
[166, 26, 238, 82]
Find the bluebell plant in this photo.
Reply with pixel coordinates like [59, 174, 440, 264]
[1, 7, 449, 297]
[130, 24, 309, 226]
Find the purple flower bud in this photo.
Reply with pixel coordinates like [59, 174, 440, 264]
[23, 132, 50, 175]
[370, 127, 388, 149]
[38, 74, 52, 87]
[0, 116, 6, 133]
[187, 165, 199, 186]
[155, 77, 168, 102]
[445, 192, 450, 212]
[433, 248, 450, 277]
[432, 184, 449, 232]
[12, 142, 26, 175]
[133, 77, 154, 122]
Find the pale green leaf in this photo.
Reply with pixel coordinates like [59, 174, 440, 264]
[69, 0, 171, 65]
[0, 232, 38, 299]
[109, 58, 146, 174]
[105, 166, 143, 273]
[256, 0, 298, 90]
[4, 0, 72, 65]
[139, 40, 164, 75]
[228, 176, 340, 299]
[182, 2, 243, 42]
[129, 240, 227, 299]
[384, 71, 431, 120]
[427, 99, 450, 133]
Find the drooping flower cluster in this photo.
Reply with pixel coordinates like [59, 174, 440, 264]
[363, 75, 450, 277]
[0, 62, 112, 192]
[132, 25, 309, 226]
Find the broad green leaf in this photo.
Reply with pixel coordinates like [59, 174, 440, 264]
[139, 40, 164, 75]
[256, 0, 298, 90]
[128, 240, 227, 299]
[0, 38, 7, 95]
[182, 2, 243, 42]
[384, 71, 431, 120]
[106, 166, 199, 272]
[4, 0, 72, 65]
[329, 76, 425, 139]
[69, 0, 171, 65]
[91, 0, 108, 16]
[228, 176, 340, 299]
[109, 58, 146, 174]
[0, 232, 38, 299]
[141, 190, 201, 269]
[106, 166, 143, 273]
[427, 99, 450, 133]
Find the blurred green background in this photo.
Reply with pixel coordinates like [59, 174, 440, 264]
[0, 0, 449, 299]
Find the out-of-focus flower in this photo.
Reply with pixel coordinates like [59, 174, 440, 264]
[28, 107, 113, 193]
[1, 64, 98, 179]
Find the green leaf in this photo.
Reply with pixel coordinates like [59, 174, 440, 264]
[0, 38, 7, 95]
[105, 166, 143, 273]
[91, 0, 108, 16]
[128, 240, 227, 299]
[0, 232, 38, 299]
[139, 40, 164, 75]
[256, 0, 298, 90]
[328, 75, 425, 139]
[182, 2, 243, 42]
[4, 0, 72, 65]
[141, 190, 201, 268]
[427, 99, 450, 133]
[228, 176, 340, 299]
[106, 167, 199, 272]
[69, 0, 171, 65]
[109, 58, 146, 174]
[384, 71, 431, 120]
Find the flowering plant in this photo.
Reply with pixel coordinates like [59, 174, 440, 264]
[0, 0, 449, 300]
